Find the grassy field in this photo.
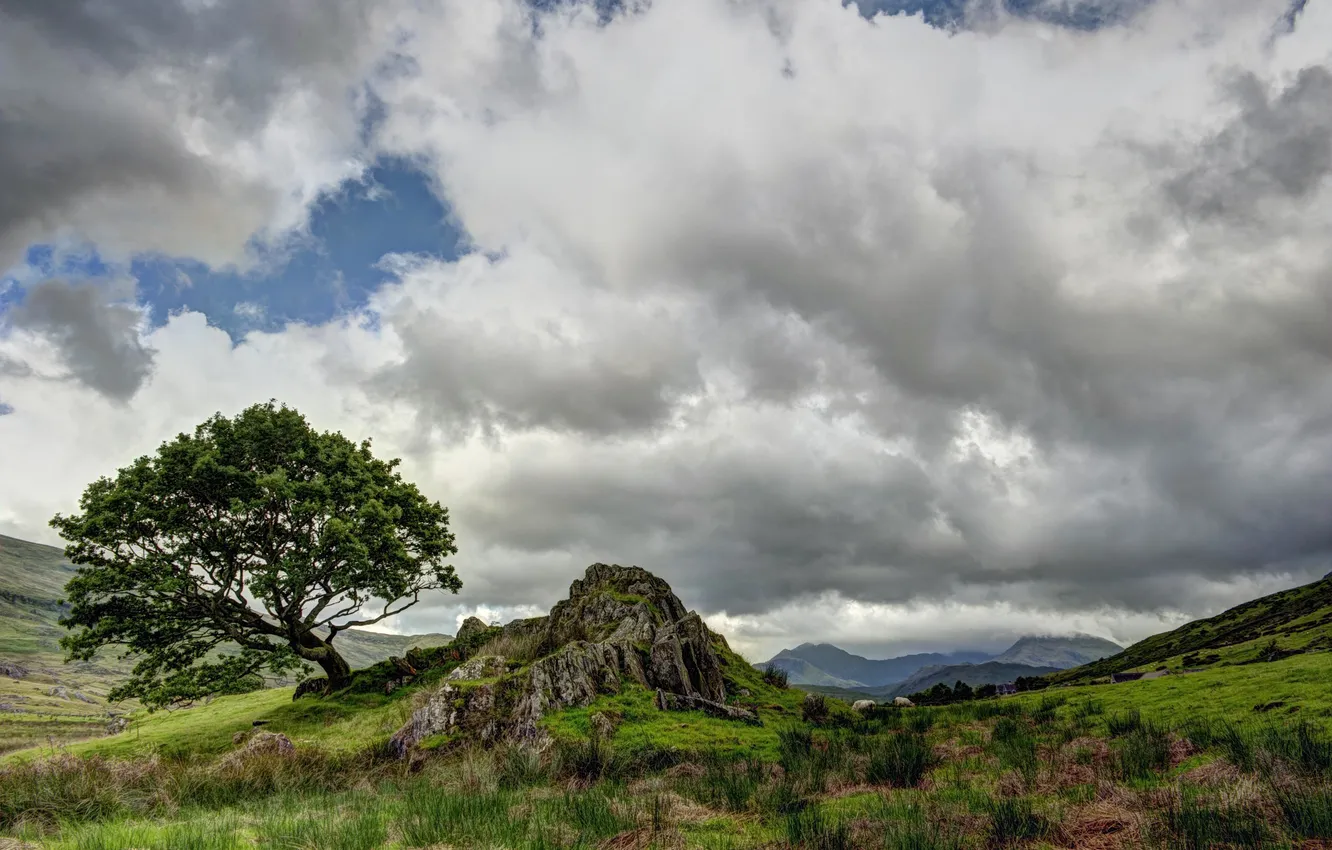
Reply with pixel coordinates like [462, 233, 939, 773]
[4, 649, 1332, 849]
[0, 533, 453, 755]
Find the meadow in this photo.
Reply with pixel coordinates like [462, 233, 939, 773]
[3, 651, 1332, 849]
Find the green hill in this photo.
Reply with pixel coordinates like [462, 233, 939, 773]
[0, 533, 452, 754]
[1051, 572, 1332, 684]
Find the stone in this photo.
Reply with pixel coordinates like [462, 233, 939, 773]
[0, 661, 26, 679]
[219, 732, 295, 768]
[456, 616, 489, 644]
[389, 563, 739, 755]
[447, 655, 508, 681]
[654, 689, 761, 726]
[589, 711, 620, 739]
[852, 699, 876, 712]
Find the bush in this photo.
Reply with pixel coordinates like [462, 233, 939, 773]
[801, 694, 829, 725]
[761, 666, 790, 689]
[865, 732, 937, 788]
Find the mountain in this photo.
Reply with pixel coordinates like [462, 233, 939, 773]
[989, 634, 1122, 668]
[762, 643, 990, 687]
[1051, 572, 1332, 685]
[0, 533, 453, 752]
[884, 660, 1061, 699]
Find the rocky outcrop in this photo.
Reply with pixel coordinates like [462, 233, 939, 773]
[389, 563, 747, 756]
[455, 616, 490, 644]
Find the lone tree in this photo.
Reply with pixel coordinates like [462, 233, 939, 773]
[51, 402, 460, 708]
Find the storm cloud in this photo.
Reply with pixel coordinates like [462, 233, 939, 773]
[3, 0, 1332, 657]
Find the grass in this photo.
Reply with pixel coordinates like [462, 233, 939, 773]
[6, 641, 1332, 848]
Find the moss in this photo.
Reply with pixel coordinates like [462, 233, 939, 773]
[608, 591, 665, 623]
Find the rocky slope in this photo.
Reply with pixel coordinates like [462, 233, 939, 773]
[387, 563, 755, 756]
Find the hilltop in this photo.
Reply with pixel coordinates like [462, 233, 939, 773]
[0, 533, 452, 753]
[1051, 571, 1332, 684]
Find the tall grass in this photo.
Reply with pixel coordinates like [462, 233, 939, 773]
[1277, 785, 1332, 839]
[474, 630, 544, 664]
[990, 718, 1038, 786]
[1113, 723, 1171, 781]
[784, 802, 850, 850]
[1160, 791, 1271, 849]
[986, 797, 1048, 847]
[865, 732, 937, 788]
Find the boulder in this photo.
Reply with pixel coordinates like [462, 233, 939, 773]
[852, 699, 876, 712]
[589, 711, 620, 739]
[389, 563, 738, 755]
[654, 689, 761, 725]
[0, 661, 26, 679]
[219, 732, 295, 769]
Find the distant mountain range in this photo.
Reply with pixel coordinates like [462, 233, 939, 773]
[760, 634, 1122, 696]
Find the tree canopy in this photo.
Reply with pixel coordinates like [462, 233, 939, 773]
[52, 402, 459, 708]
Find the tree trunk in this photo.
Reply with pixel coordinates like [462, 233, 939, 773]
[315, 648, 352, 690]
[295, 630, 352, 691]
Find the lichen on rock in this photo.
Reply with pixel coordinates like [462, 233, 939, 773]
[388, 563, 750, 756]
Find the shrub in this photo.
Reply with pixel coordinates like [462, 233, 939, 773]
[801, 694, 829, 725]
[865, 732, 937, 788]
[761, 666, 790, 689]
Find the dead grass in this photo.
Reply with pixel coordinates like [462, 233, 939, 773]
[1055, 800, 1145, 850]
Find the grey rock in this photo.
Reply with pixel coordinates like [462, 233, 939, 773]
[47, 686, 69, 700]
[589, 711, 620, 739]
[219, 731, 295, 768]
[456, 616, 489, 644]
[654, 689, 761, 725]
[0, 661, 27, 679]
[389, 563, 737, 755]
[447, 655, 508, 681]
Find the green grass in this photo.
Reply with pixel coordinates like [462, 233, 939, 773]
[0, 533, 454, 757]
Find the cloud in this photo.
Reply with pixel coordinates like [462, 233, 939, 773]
[6, 279, 156, 401]
[0, 0, 407, 271]
[4, 0, 1332, 659]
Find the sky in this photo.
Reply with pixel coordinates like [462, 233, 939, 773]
[1, 0, 1331, 662]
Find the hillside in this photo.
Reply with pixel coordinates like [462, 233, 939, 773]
[761, 643, 989, 687]
[989, 633, 1122, 668]
[1051, 571, 1332, 684]
[0, 533, 452, 753]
